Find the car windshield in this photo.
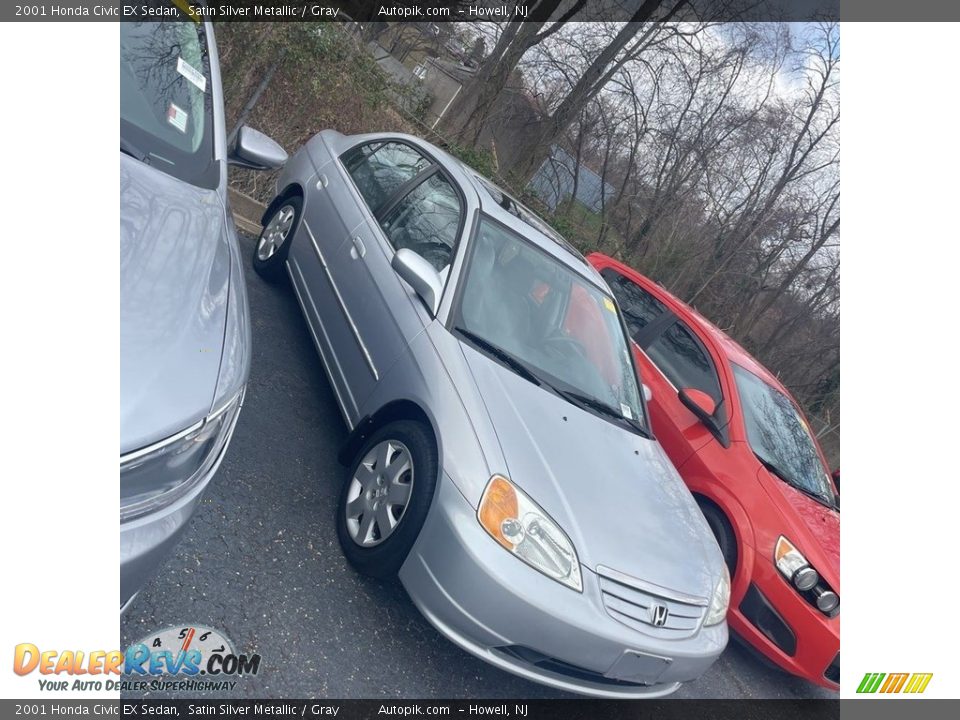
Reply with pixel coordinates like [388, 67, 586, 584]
[454, 215, 645, 431]
[733, 364, 835, 506]
[120, 18, 217, 188]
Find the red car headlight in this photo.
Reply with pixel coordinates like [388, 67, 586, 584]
[774, 536, 839, 617]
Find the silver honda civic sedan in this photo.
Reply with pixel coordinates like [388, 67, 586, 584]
[253, 131, 729, 697]
[120, 15, 285, 611]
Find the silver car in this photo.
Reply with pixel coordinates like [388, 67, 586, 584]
[120, 16, 286, 611]
[254, 131, 729, 697]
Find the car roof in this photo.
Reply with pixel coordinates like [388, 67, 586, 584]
[594, 254, 792, 396]
[463, 170, 611, 288]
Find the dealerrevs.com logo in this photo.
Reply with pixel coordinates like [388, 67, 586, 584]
[13, 625, 261, 692]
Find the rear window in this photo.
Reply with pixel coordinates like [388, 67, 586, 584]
[343, 142, 431, 214]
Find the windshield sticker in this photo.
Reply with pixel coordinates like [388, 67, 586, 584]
[177, 57, 207, 93]
[620, 403, 633, 419]
[166, 103, 188, 134]
[603, 297, 616, 313]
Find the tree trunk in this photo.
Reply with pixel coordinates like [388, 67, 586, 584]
[510, 0, 671, 181]
[438, 0, 588, 143]
[228, 46, 288, 146]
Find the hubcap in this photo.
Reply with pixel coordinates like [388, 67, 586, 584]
[345, 440, 414, 547]
[256, 205, 296, 261]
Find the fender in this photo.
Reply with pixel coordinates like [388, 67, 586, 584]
[687, 476, 757, 601]
[337, 398, 438, 468]
[261, 182, 305, 227]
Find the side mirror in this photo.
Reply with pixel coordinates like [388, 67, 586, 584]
[679, 388, 716, 417]
[642, 384, 652, 403]
[392, 248, 442, 315]
[678, 386, 725, 435]
[228, 126, 288, 170]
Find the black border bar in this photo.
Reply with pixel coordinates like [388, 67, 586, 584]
[5, 0, 849, 23]
[2, 699, 843, 719]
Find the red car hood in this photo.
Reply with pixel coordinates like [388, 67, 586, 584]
[757, 466, 840, 591]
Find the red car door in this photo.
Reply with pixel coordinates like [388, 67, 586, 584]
[594, 262, 724, 468]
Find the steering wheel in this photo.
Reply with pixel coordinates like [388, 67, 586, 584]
[543, 333, 590, 362]
[542, 333, 618, 405]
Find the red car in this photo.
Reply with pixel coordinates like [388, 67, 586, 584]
[588, 253, 839, 690]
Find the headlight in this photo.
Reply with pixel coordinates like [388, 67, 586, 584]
[774, 536, 820, 591]
[704, 564, 730, 626]
[120, 390, 244, 522]
[774, 536, 839, 616]
[477, 475, 582, 592]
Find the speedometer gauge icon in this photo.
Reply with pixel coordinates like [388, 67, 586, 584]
[131, 624, 235, 674]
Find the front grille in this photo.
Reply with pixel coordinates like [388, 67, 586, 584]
[825, 653, 840, 684]
[596, 567, 707, 638]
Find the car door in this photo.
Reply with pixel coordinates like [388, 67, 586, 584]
[289, 140, 434, 424]
[330, 141, 465, 416]
[600, 267, 721, 467]
[285, 141, 368, 425]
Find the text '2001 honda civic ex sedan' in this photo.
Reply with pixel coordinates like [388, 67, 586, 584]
[252, 131, 729, 697]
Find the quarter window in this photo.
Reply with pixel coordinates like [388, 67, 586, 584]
[380, 172, 461, 273]
[343, 142, 431, 214]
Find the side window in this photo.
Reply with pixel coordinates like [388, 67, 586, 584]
[380, 172, 462, 274]
[600, 268, 668, 340]
[343, 142, 431, 214]
[645, 320, 722, 403]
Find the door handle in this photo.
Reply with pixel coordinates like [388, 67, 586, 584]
[316, 174, 329, 190]
[350, 235, 366, 259]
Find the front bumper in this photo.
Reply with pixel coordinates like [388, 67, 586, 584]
[399, 475, 728, 698]
[730, 552, 840, 689]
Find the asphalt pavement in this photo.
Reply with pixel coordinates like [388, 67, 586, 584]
[120, 230, 837, 701]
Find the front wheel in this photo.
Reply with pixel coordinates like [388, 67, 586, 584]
[336, 420, 438, 578]
[252, 196, 301, 282]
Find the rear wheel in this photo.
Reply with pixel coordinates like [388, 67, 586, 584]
[336, 420, 438, 579]
[253, 195, 301, 282]
[698, 500, 738, 576]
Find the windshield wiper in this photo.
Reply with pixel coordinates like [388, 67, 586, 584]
[120, 137, 150, 165]
[454, 326, 649, 438]
[454, 327, 542, 387]
[755, 454, 836, 510]
[555, 389, 650, 437]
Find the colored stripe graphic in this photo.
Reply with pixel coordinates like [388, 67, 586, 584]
[856, 673, 885, 693]
[857, 672, 932, 694]
[904, 673, 933, 694]
[881, 673, 909, 693]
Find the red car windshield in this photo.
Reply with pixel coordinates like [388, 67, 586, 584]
[733, 364, 836, 508]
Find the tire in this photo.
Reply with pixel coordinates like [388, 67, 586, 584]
[336, 420, 438, 579]
[252, 195, 302, 282]
[698, 500, 738, 576]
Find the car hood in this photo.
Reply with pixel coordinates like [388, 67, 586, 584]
[758, 465, 840, 590]
[460, 344, 724, 600]
[120, 155, 231, 455]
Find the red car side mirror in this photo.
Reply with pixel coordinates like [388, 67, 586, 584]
[678, 388, 729, 448]
[679, 388, 716, 417]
